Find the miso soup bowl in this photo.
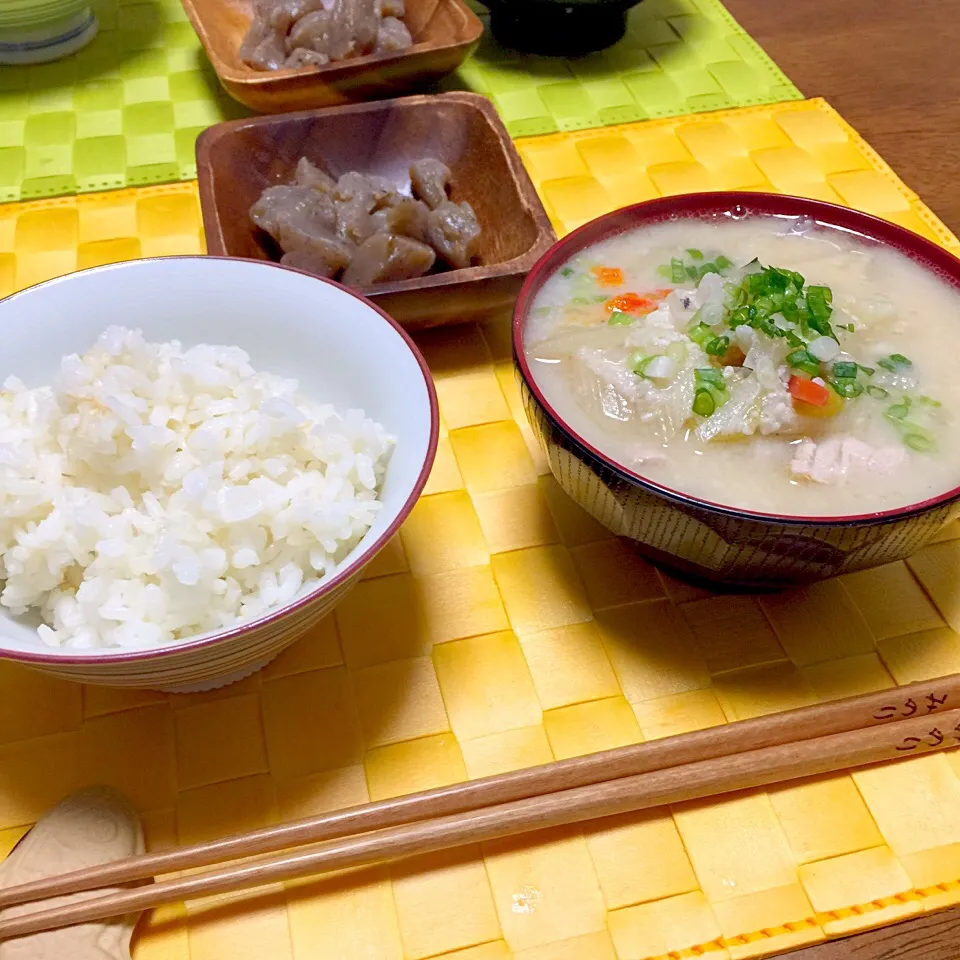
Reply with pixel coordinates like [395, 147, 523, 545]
[514, 192, 960, 588]
[0, 257, 438, 689]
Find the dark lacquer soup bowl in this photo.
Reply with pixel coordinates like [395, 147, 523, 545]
[513, 192, 960, 588]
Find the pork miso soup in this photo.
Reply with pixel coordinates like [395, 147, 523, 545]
[524, 215, 960, 516]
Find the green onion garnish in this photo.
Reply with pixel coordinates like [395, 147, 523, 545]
[867, 385, 889, 400]
[858, 364, 875, 376]
[671, 258, 686, 284]
[906, 432, 937, 452]
[692, 390, 716, 417]
[695, 367, 725, 389]
[692, 368, 729, 417]
[630, 353, 657, 376]
[687, 248, 704, 260]
[688, 322, 716, 348]
[917, 395, 942, 407]
[885, 401, 910, 421]
[828, 378, 863, 399]
[878, 353, 913, 372]
[561, 267, 574, 278]
[705, 336, 730, 357]
[608, 310, 634, 326]
[657, 264, 672, 279]
[832, 361, 859, 380]
[715, 255, 733, 271]
[787, 349, 821, 377]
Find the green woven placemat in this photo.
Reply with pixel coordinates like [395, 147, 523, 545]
[446, 0, 803, 138]
[0, 0, 801, 203]
[0, 0, 249, 203]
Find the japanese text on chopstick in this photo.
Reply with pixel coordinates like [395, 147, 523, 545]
[873, 692, 948, 721]
[896, 720, 960, 752]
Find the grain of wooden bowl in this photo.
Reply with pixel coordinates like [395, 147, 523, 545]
[197, 92, 557, 330]
[179, 0, 484, 112]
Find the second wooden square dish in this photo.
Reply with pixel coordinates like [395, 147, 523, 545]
[196, 92, 557, 329]
[180, 0, 484, 113]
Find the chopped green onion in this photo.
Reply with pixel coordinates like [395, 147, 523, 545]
[692, 368, 729, 417]
[858, 364, 875, 376]
[885, 402, 910, 421]
[906, 432, 937, 452]
[867, 385, 889, 400]
[695, 368, 726, 389]
[787, 349, 821, 377]
[608, 310, 634, 326]
[687, 248, 704, 260]
[705, 336, 730, 357]
[828, 378, 863, 399]
[671, 258, 686, 283]
[807, 284, 833, 305]
[686, 264, 700, 281]
[666, 341, 687, 363]
[878, 353, 913, 372]
[917, 395, 942, 407]
[560, 267, 574, 278]
[630, 353, 657, 376]
[832, 361, 859, 380]
[841, 323, 856, 333]
[715, 255, 733, 271]
[753, 296, 774, 316]
[692, 390, 716, 417]
[657, 264, 672, 279]
[688, 322, 716, 348]
[886, 418, 937, 452]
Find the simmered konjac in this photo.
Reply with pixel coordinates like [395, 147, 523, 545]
[525, 216, 960, 516]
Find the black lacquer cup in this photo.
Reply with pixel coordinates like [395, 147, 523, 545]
[486, 0, 641, 56]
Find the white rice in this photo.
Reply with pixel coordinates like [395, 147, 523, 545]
[0, 327, 394, 650]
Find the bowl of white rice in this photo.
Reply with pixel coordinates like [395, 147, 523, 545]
[0, 256, 438, 691]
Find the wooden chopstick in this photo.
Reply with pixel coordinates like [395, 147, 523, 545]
[0, 673, 956, 914]
[2, 704, 960, 941]
[0, 673, 956, 917]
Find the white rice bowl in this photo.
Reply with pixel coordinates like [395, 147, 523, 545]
[0, 326, 394, 651]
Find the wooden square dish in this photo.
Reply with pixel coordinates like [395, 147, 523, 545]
[196, 92, 557, 329]
[180, 0, 484, 113]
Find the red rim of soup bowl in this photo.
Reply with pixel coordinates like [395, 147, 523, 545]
[514, 192, 960, 527]
[0, 256, 440, 666]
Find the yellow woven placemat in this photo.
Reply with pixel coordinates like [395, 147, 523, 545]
[2, 98, 960, 960]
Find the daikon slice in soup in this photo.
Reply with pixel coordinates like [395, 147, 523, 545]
[524, 215, 960, 517]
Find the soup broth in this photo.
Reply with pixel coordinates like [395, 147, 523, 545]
[524, 215, 960, 516]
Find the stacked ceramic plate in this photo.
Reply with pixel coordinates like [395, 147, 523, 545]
[0, 0, 97, 63]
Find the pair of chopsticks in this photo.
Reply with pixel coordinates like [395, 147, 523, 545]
[2, 674, 959, 940]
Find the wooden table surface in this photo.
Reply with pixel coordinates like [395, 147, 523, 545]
[726, 0, 960, 233]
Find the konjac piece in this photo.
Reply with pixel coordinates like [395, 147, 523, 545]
[248, 156, 482, 287]
[426, 200, 482, 269]
[342, 232, 437, 285]
[410, 158, 452, 210]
